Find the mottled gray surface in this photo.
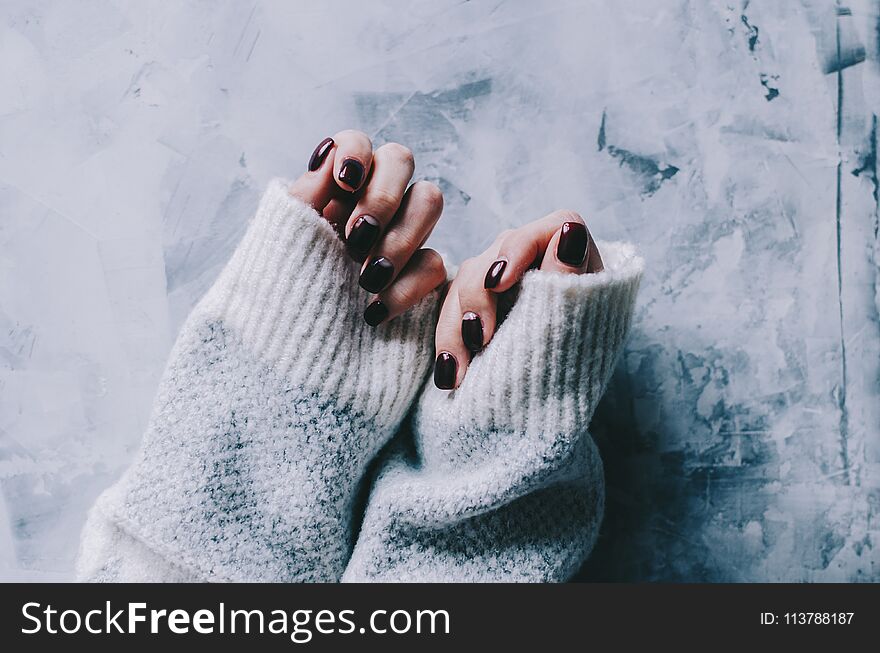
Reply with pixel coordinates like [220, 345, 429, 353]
[1, 0, 878, 581]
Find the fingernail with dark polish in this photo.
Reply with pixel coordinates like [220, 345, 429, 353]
[346, 215, 381, 261]
[461, 311, 484, 352]
[484, 259, 507, 289]
[434, 352, 457, 390]
[359, 257, 395, 293]
[363, 300, 389, 327]
[308, 137, 334, 171]
[557, 222, 589, 267]
[338, 158, 365, 189]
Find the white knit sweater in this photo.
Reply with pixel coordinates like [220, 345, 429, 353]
[76, 179, 643, 582]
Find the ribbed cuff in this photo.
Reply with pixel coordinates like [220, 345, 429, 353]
[416, 240, 643, 440]
[197, 179, 439, 428]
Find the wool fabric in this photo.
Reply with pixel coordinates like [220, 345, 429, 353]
[76, 180, 643, 582]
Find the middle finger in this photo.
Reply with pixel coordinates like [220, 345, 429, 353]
[358, 181, 443, 294]
[344, 142, 415, 262]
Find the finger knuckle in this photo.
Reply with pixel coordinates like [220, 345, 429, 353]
[380, 142, 415, 168]
[457, 257, 481, 277]
[336, 128, 370, 143]
[381, 227, 420, 255]
[421, 249, 447, 280]
[389, 279, 422, 308]
[411, 181, 444, 214]
[367, 187, 402, 218]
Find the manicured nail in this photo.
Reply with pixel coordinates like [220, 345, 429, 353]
[434, 352, 457, 390]
[346, 215, 381, 262]
[308, 137, 334, 171]
[556, 222, 589, 267]
[358, 257, 395, 293]
[484, 259, 507, 289]
[338, 158, 365, 189]
[461, 311, 484, 352]
[363, 300, 389, 327]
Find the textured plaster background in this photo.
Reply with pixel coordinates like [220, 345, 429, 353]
[0, 0, 878, 581]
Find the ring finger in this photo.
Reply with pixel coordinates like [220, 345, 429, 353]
[358, 181, 443, 295]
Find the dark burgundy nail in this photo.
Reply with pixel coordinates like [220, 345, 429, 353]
[358, 257, 395, 293]
[308, 137, 334, 171]
[434, 352, 457, 390]
[557, 222, 589, 267]
[346, 215, 381, 261]
[338, 158, 365, 189]
[363, 300, 389, 327]
[484, 259, 507, 289]
[461, 311, 484, 352]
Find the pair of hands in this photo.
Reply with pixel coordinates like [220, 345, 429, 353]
[289, 130, 604, 390]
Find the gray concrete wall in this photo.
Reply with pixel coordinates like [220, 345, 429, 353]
[0, 0, 877, 581]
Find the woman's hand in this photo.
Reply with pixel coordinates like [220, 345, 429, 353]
[433, 211, 604, 389]
[289, 130, 447, 326]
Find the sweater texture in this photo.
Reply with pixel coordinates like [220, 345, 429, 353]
[76, 179, 643, 582]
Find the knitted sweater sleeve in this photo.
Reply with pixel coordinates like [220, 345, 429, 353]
[75, 179, 438, 582]
[342, 244, 643, 582]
